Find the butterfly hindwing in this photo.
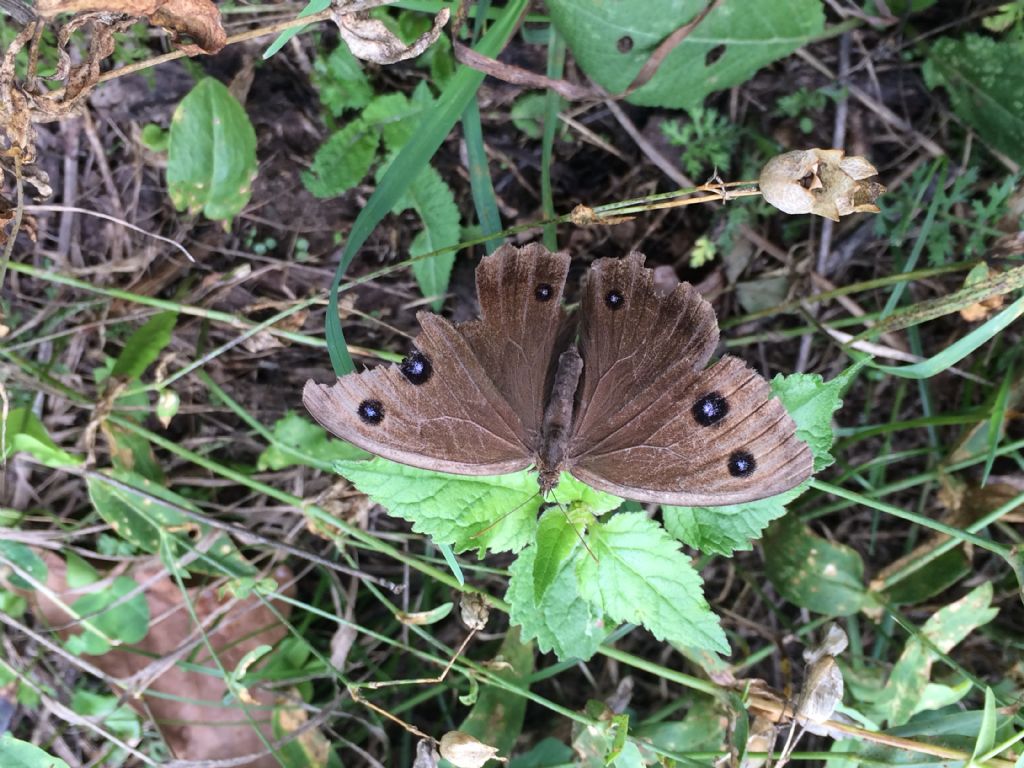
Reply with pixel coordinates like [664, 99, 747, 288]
[303, 312, 533, 476]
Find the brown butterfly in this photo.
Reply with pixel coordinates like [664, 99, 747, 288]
[304, 243, 812, 506]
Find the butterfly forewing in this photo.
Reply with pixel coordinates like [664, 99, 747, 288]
[303, 312, 533, 476]
[567, 254, 812, 505]
[458, 243, 573, 449]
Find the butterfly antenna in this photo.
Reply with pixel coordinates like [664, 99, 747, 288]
[469, 491, 542, 539]
[548, 490, 598, 564]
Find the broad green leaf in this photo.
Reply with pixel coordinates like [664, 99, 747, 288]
[365, 88, 434, 151]
[303, 118, 380, 198]
[548, 0, 824, 110]
[662, 483, 805, 556]
[532, 506, 588, 602]
[507, 738, 574, 768]
[70, 690, 141, 743]
[875, 548, 971, 607]
[65, 551, 99, 589]
[313, 41, 373, 116]
[65, 575, 150, 656]
[87, 470, 254, 577]
[334, 458, 542, 555]
[632, 697, 727, 755]
[257, 412, 369, 471]
[458, 627, 534, 761]
[1, 407, 83, 468]
[395, 166, 461, 310]
[0, 733, 72, 768]
[762, 513, 867, 616]
[0, 540, 48, 590]
[577, 512, 728, 654]
[111, 311, 177, 380]
[870, 582, 997, 727]
[167, 78, 258, 221]
[508, 540, 608, 661]
[772, 363, 863, 471]
[923, 35, 1024, 165]
[102, 422, 165, 482]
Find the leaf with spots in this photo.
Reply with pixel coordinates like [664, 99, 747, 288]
[507, 534, 609, 661]
[548, 0, 824, 110]
[867, 582, 997, 727]
[923, 34, 1024, 166]
[576, 512, 728, 654]
[87, 470, 255, 578]
[762, 513, 868, 616]
[167, 78, 258, 221]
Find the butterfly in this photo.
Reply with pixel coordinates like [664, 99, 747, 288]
[304, 243, 812, 506]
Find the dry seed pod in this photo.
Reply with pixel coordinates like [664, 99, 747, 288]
[759, 149, 885, 221]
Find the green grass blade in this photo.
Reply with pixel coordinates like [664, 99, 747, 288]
[983, 366, 1014, 485]
[326, 0, 529, 375]
[462, 98, 504, 253]
[541, 27, 566, 250]
[871, 292, 1024, 380]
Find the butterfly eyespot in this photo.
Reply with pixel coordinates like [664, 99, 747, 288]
[728, 450, 756, 477]
[692, 392, 728, 426]
[605, 289, 625, 310]
[357, 399, 385, 425]
[535, 283, 554, 301]
[400, 349, 432, 385]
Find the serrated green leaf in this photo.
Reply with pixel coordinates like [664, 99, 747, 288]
[533, 507, 586, 602]
[772, 362, 863, 471]
[364, 88, 434, 151]
[0, 733, 72, 768]
[576, 512, 728, 654]
[66, 575, 150, 656]
[334, 458, 541, 555]
[662, 482, 805, 556]
[0, 540, 48, 590]
[762, 513, 866, 616]
[257, 412, 370, 471]
[507, 539, 609, 661]
[923, 35, 1024, 165]
[395, 165, 461, 310]
[111, 312, 177, 381]
[303, 118, 380, 198]
[167, 78, 257, 221]
[313, 42, 373, 116]
[1, 407, 82, 468]
[549, 0, 824, 111]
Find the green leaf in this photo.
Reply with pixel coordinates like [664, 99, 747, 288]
[313, 42, 373, 116]
[577, 512, 728, 654]
[302, 118, 380, 198]
[257, 412, 370, 471]
[0, 733, 72, 768]
[871, 582, 997, 727]
[334, 458, 542, 556]
[263, 0, 330, 59]
[394, 165, 461, 310]
[70, 690, 141, 742]
[923, 35, 1024, 165]
[66, 575, 150, 655]
[507, 539, 609, 661]
[1, 407, 82, 468]
[87, 470, 254, 577]
[772, 362, 863, 471]
[458, 627, 534, 760]
[167, 78, 258, 221]
[877, 548, 971, 606]
[973, 687, 997, 762]
[662, 482, 805, 556]
[762, 513, 867, 616]
[533, 506, 587, 602]
[0, 540, 48, 590]
[140, 123, 169, 151]
[65, 551, 99, 589]
[548, 0, 824, 110]
[365, 88, 434, 151]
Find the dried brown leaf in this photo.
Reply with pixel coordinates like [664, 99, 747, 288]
[334, 5, 449, 64]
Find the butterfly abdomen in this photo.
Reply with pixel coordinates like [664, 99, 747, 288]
[537, 347, 584, 491]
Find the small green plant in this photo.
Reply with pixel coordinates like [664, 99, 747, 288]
[775, 85, 846, 133]
[661, 106, 741, 178]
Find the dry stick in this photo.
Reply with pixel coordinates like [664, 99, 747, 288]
[620, 0, 725, 97]
[452, 41, 594, 101]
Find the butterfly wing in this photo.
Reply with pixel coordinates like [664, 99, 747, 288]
[566, 253, 812, 505]
[303, 243, 572, 475]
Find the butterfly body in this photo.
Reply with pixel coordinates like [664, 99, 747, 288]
[304, 244, 812, 505]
